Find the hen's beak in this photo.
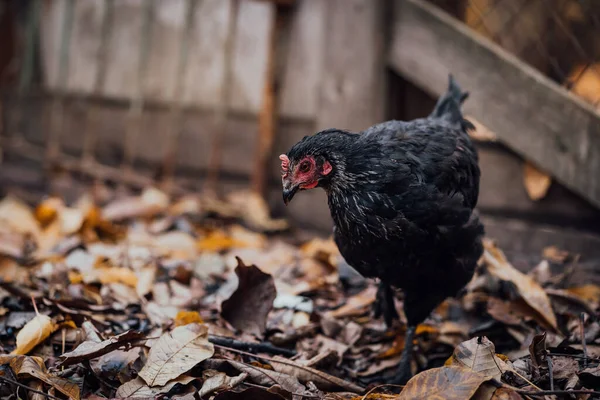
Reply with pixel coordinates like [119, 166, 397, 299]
[282, 181, 299, 205]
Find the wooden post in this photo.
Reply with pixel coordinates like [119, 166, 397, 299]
[252, 3, 292, 197]
[315, 0, 386, 132]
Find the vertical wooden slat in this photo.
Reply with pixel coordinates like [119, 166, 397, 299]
[121, 0, 154, 185]
[46, 0, 75, 167]
[3, 0, 41, 162]
[315, 0, 386, 132]
[252, 3, 291, 197]
[81, 0, 114, 168]
[160, 0, 198, 192]
[206, 0, 239, 196]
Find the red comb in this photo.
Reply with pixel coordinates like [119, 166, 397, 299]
[279, 154, 289, 173]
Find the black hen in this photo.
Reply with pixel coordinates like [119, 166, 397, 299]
[279, 76, 484, 382]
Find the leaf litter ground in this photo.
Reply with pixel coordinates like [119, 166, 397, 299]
[0, 187, 599, 400]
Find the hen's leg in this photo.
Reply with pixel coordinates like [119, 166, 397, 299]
[373, 281, 399, 327]
[393, 325, 416, 384]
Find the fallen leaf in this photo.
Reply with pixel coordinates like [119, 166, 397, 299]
[10, 355, 80, 399]
[578, 365, 600, 388]
[102, 187, 169, 221]
[523, 162, 551, 201]
[199, 370, 248, 397]
[490, 387, 522, 400]
[325, 286, 377, 319]
[94, 267, 138, 287]
[174, 310, 204, 327]
[136, 264, 157, 297]
[542, 246, 570, 263]
[198, 230, 247, 252]
[226, 190, 289, 232]
[270, 355, 364, 392]
[59, 330, 145, 367]
[399, 365, 492, 400]
[12, 314, 57, 355]
[465, 117, 497, 142]
[221, 257, 277, 337]
[486, 298, 523, 326]
[450, 337, 510, 381]
[116, 375, 196, 398]
[483, 240, 558, 330]
[213, 387, 288, 400]
[566, 284, 600, 309]
[205, 359, 307, 395]
[138, 323, 214, 386]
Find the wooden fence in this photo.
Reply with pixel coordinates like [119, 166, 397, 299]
[1, 0, 600, 258]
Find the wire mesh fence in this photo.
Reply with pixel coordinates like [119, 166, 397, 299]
[428, 0, 600, 109]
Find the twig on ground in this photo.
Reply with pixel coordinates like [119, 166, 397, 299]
[580, 312, 588, 368]
[546, 356, 554, 391]
[517, 389, 600, 397]
[208, 335, 296, 357]
[0, 375, 63, 400]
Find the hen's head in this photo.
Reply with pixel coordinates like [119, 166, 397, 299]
[280, 129, 355, 205]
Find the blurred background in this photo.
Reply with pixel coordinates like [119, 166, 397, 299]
[1, 0, 600, 264]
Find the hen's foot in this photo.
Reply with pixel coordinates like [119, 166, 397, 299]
[391, 325, 416, 385]
[373, 281, 399, 328]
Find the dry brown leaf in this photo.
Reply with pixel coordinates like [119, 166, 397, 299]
[325, 286, 377, 319]
[12, 314, 57, 355]
[568, 63, 600, 108]
[138, 323, 214, 386]
[399, 365, 492, 400]
[465, 116, 497, 142]
[0, 196, 41, 238]
[523, 162, 552, 201]
[213, 387, 288, 400]
[199, 370, 248, 397]
[221, 257, 277, 337]
[10, 355, 80, 399]
[566, 284, 600, 309]
[226, 190, 289, 232]
[489, 387, 522, 400]
[116, 375, 196, 398]
[270, 355, 364, 393]
[483, 240, 558, 330]
[542, 246, 570, 263]
[102, 187, 169, 221]
[207, 359, 307, 395]
[59, 330, 144, 367]
[450, 337, 510, 381]
[136, 264, 157, 297]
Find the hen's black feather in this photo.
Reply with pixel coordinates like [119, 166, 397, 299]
[285, 76, 484, 328]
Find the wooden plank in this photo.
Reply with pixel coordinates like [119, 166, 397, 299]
[279, 0, 326, 119]
[315, 0, 386, 131]
[389, 0, 600, 209]
[40, 0, 274, 115]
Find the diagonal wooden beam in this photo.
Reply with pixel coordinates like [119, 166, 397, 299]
[389, 0, 600, 209]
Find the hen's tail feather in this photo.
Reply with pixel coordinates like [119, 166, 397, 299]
[429, 74, 475, 132]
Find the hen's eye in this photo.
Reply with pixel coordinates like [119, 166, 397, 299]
[299, 162, 310, 173]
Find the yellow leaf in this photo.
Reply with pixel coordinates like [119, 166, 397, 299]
[12, 314, 57, 355]
[174, 311, 204, 327]
[34, 197, 62, 227]
[523, 162, 551, 201]
[96, 267, 138, 287]
[198, 231, 246, 252]
[566, 284, 600, 308]
[68, 271, 83, 284]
